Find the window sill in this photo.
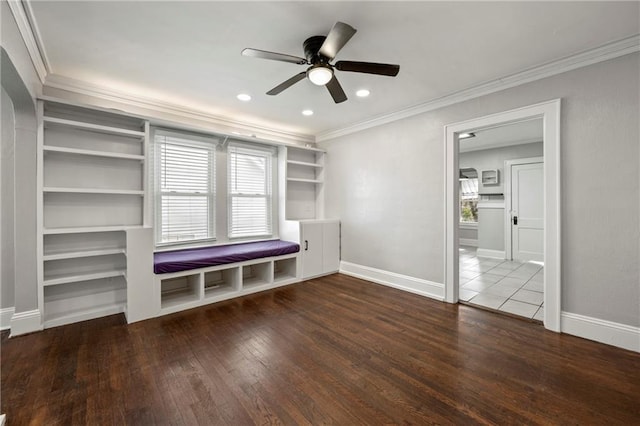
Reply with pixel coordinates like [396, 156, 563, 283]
[154, 236, 277, 253]
[459, 222, 478, 230]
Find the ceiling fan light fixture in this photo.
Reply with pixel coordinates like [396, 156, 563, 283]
[307, 65, 333, 86]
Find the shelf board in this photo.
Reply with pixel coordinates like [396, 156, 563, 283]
[242, 277, 271, 289]
[43, 116, 145, 139]
[43, 187, 144, 196]
[287, 160, 322, 168]
[287, 177, 323, 184]
[43, 248, 126, 261]
[288, 145, 325, 153]
[161, 288, 201, 309]
[43, 225, 142, 235]
[43, 145, 145, 161]
[43, 269, 126, 287]
[43, 303, 125, 329]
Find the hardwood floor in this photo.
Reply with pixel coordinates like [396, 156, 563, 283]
[2, 274, 639, 425]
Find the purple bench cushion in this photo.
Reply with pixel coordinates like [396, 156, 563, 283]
[154, 240, 300, 274]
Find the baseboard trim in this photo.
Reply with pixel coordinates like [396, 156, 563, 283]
[476, 248, 506, 259]
[0, 307, 15, 331]
[459, 238, 478, 247]
[340, 261, 444, 301]
[561, 312, 640, 353]
[10, 309, 43, 336]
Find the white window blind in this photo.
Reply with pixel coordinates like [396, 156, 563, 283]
[228, 143, 274, 239]
[154, 131, 217, 244]
[460, 178, 479, 200]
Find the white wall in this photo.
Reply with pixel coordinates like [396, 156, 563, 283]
[320, 53, 640, 328]
[1, 87, 16, 309]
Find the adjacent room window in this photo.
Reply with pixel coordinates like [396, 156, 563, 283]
[228, 143, 274, 239]
[460, 168, 479, 223]
[154, 131, 217, 244]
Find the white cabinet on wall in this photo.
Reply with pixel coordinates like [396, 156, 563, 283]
[38, 99, 148, 328]
[300, 220, 340, 279]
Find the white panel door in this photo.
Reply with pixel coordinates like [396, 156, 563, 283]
[301, 221, 323, 278]
[511, 162, 544, 262]
[322, 221, 340, 273]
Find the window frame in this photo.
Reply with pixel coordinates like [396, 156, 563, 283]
[227, 141, 276, 240]
[153, 129, 218, 247]
[459, 175, 479, 224]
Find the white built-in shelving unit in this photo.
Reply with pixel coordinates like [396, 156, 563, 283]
[277, 145, 340, 280]
[279, 145, 325, 220]
[37, 99, 149, 328]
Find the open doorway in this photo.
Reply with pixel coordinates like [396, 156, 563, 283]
[444, 100, 561, 332]
[456, 120, 544, 320]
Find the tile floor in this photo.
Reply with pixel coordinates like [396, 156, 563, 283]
[459, 246, 544, 321]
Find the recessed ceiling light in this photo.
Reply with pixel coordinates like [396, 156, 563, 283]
[356, 89, 370, 97]
[302, 110, 314, 116]
[237, 93, 252, 101]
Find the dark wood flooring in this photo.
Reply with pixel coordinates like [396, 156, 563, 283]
[2, 274, 639, 425]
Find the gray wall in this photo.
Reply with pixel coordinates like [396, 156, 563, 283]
[2, 1, 41, 314]
[459, 226, 477, 243]
[320, 53, 639, 327]
[477, 206, 504, 252]
[1, 87, 16, 309]
[459, 141, 543, 194]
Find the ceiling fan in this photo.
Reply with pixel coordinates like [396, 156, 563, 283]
[241, 21, 400, 104]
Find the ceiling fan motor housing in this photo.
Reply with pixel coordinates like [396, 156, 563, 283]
[303, 36, 329, 64]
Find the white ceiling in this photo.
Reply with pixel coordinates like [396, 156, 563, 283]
[460, 119, 543, 153]
[29, 1, 639, 139]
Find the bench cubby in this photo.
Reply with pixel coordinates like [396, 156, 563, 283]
[274, 257, 297, 283]
[160, 273, 201, 309]
[204, 267, 241, 298]
[242, 261, 273, 290]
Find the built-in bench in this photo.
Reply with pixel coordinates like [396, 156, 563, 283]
[154, 240, 300, 274]
[153, 239, 301, 316]
[125, 230, 303, 323]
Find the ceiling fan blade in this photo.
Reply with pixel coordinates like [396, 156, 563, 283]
[326, 76, 347, 104]
[266, 72, 307, 95]
[242, 48, 307, 65]
[335, 61, 400, 76]
[319, 22, 357, 60]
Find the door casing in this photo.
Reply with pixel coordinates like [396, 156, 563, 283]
[444, 99, 561, 332]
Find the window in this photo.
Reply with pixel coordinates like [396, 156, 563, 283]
[154, 131, 217, 244]
[228, 143, 274, 239]
[460, 168, 479, 223]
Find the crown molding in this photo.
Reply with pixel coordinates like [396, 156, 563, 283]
[44, 74, 314, 144]
[316, 34, 640, 142]
[6, 0, 49, 83]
